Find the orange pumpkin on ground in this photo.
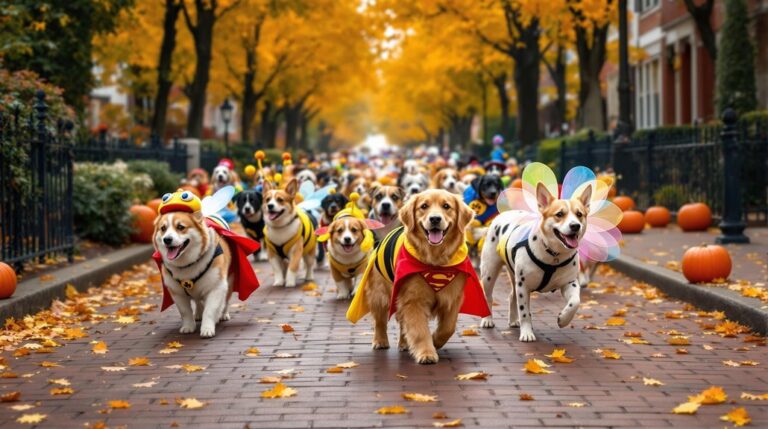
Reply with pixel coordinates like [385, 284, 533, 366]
[682, 245, 732, 283]
[612, 196, 636, 211]
[617, 210, 644, 233]
[130, 205, 157, 243]
[645, 206, 671, 227]
[0, 262, 17, 299]
[677, 203, 712, 231]
[146, 198, 163, 214]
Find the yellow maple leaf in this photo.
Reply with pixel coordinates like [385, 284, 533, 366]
[623, 338, 650, 345]
[642, 377, 664, 386]
[245, 347, 260, 357]
[605, 317, 626, 326]
[672, 402, 700, 414]
[101, 366, 126, 372]
[602, 350, 621, 360]
[612, 308, 627, 317]
[402, 393, 438, 402]
[115, 316, 136, 324]
[720, 407, 751, 426]
[455, 372, 488, 381]
[281, 324, 295, 333]
[460, 329, 479, 336]
[739, 360, 759, 366]
[545, 349, 574, 363]
[259, 376, 283, 383]
[567, 402, 586, 407]
[65, 284, 79, 299]
[326, 367, 344, 374]
[723, 360, 741, 367]
[181, 364, 205, 373]
[40, 361, 60, 368]
[523, 359, 553, 374]
[92, 341, 108, 354]
[158, 348, 178, 354]
[336, 361, 358, 368]
[740, 392, 768, 401]
[668, 336, 690, 346]
[177, 397, 206, 409]
[261, 383, 297, 399]
[108, 400, 131, 409]
[288, 305, 305, 312]
[375, 405, 408, 414]
[167, 341, 183, 348]
[433, 418, 462, 427]
[1, 391, 21, 402]
[50, 387, 74, 395]
[11, 404, 35, 411]
[689, 386, 727, 404]
[128, 357, 151, 366]
[302, 282, 317, 291]
[16, 413, 47, 424]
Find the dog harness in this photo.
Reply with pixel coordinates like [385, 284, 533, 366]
[347, 227, 491, 323]
[499, 235, 576, 292]
[167, 244, 224, 295]
[263, 209, 317, 259]
[329, 254, 367, 280]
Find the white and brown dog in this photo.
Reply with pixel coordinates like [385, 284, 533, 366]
[323, 216, 372, 299]
[479, 182, 592, 342]
[432, 168, 464, 194]
[368, 184, 405, 242]
[262, 178, 318, 287]
[399, 172, 429, 200]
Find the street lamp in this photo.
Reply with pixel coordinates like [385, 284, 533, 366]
[220, 98, 233, 158]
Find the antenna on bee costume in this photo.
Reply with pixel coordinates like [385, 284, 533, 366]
[496, 162, 624, 262]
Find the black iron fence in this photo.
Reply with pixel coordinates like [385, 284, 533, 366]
[75, 132, 188, 173]
[552, 113, 768, 225]
[1, 91, 75, 269]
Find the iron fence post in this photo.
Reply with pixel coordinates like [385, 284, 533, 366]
[35, 90, 48, 263]
[716, 108, 750, 244]
[65, 120, 75, 262]
[646, 131, 655, 207]
[586, 130, 594, 168]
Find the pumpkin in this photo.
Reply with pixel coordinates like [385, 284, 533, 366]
[682, 245, 732, 283]
[130, 205, 157, 243]
[617, 210, 645, 233]
[645, 206, 671, 227]
[677, 202, 712, 231]
[511, 178, 523, 189]
[0, 262, 17, 299]
[612, 196, 636, 212]
[179, 185, 201, 198]
[146, 198, 163, 214]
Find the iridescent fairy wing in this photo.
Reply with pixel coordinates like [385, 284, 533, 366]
[521, 162, 558, 208]
[298, 185, 335, 212]
[201, 186, 235, 217]
[579, 199, 624, 262]
[298, 181, 316, 200]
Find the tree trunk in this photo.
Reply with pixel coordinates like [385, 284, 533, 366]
[151, 0, 181, 141]
[283, 102, 302, 150]
[574, 24, 608, 130]
[317, 120, 332, 152]
[492, 72, 510, 140]
[184, 4, 216, 138]
[512, 23, 541, 146]
[241, 48, 258, 143]
[546, 44, 567, 133]
[259, 100, 278, 148]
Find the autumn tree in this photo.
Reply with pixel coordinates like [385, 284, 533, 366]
[151, 0, 182, 139]
[716, 0, 756, 115]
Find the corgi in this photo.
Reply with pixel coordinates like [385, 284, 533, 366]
[262, 178, 318, 287]
[325, 217, 371, 299]
[478, 182, 592, 342]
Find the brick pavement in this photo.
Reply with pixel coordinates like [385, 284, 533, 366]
[1, 260, 767, 428]
[621, 226, 767, 284]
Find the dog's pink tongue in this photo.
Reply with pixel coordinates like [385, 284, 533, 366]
[166, 246, 181, 260]
[428, 230, 444, 244]
[563, 234, 579, 248]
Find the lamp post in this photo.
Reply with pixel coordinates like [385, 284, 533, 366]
[220, 98, 233, 158]
[616, 0, 633, 140]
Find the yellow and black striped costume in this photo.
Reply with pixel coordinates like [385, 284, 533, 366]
[263, 209, 317, 259]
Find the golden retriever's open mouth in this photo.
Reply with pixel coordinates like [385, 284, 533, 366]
[267, 209, 284, 221]
[423, 226, 447, 245]
[166, 239, 190, 260]
[554, 229, 579, 249]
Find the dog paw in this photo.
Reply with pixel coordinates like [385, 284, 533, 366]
[480, 317, 495, 328]
[335, 292, 351, 300]
[508, 320, 520, 328]
[257, 253, 268, 262]
[285, 281, 297, 288]
[519, 329, 537, 342]
[272, 279, 285, 287]
[414, 351, 439, 364]
[220, 312, 231, 322]
[179, 323, 196, 334]
[372, 340, 390, 350]
[199, 324, 216, 338]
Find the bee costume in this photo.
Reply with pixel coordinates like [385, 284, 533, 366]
[346, 226, 491, 323]
[262, 209, 317, 259]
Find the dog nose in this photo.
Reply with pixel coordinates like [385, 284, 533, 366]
[447, 181, 455, 188]
[343, 236, 353, 244]
[267, 203, 275, 211]
[569, 223, 581, 232]
[410, 187, 419, 194]
[163, 237, 173, 246]
[381, 202, 391, 210]
[429, 215, 442, 226]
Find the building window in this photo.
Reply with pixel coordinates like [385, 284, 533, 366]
[636, 0, 660, 13]
[636, 58, 661, 129]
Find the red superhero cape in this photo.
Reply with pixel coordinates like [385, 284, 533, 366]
[388, 246, 491, 319]
[152, 218, 261, 311]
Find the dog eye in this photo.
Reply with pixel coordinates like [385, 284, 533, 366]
[375, 194, 383, 201]
[576, 211, 583, 218]
[556, 212, 565, 218]
[161, 225, 167, 232]
[442, 203, 450, 210]
[350, 228, 358, 233]
[391, 195, 398, 201]
[177, 224, 185, 231]
[420, 203, 428, 210]
[277, 197, 284, 203]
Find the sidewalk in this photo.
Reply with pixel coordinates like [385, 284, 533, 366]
[621, 226, 767, 284]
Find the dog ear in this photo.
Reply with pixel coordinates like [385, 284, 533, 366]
[536, 182, 555, 211]
[262, 179, 273, 194]
[471, 177, 480, 193]
[285, 178, 298, 198]
[456, 197, 475, 230]
[399, 194, 418, 230]
[576, 184, 592, 212]
[368, 182, 381, 199]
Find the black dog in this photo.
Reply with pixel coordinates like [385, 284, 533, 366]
[467, 174, 504, 224]
[235, 189, 266, 261]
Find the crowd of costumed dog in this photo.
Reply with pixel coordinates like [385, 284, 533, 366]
[152, 138, 623, 364]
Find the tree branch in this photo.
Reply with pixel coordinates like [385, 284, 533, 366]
[180, 0, 197, 36]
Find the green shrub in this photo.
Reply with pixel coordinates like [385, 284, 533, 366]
[73, 162, 151, 246]
[537, 138, 562, 168]
[126, 160, 182, 198]
[653, 185, 688, 210]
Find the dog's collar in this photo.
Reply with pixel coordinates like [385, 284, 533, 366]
[169, 243, 224, 294]
[510, 239, 576, 292]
